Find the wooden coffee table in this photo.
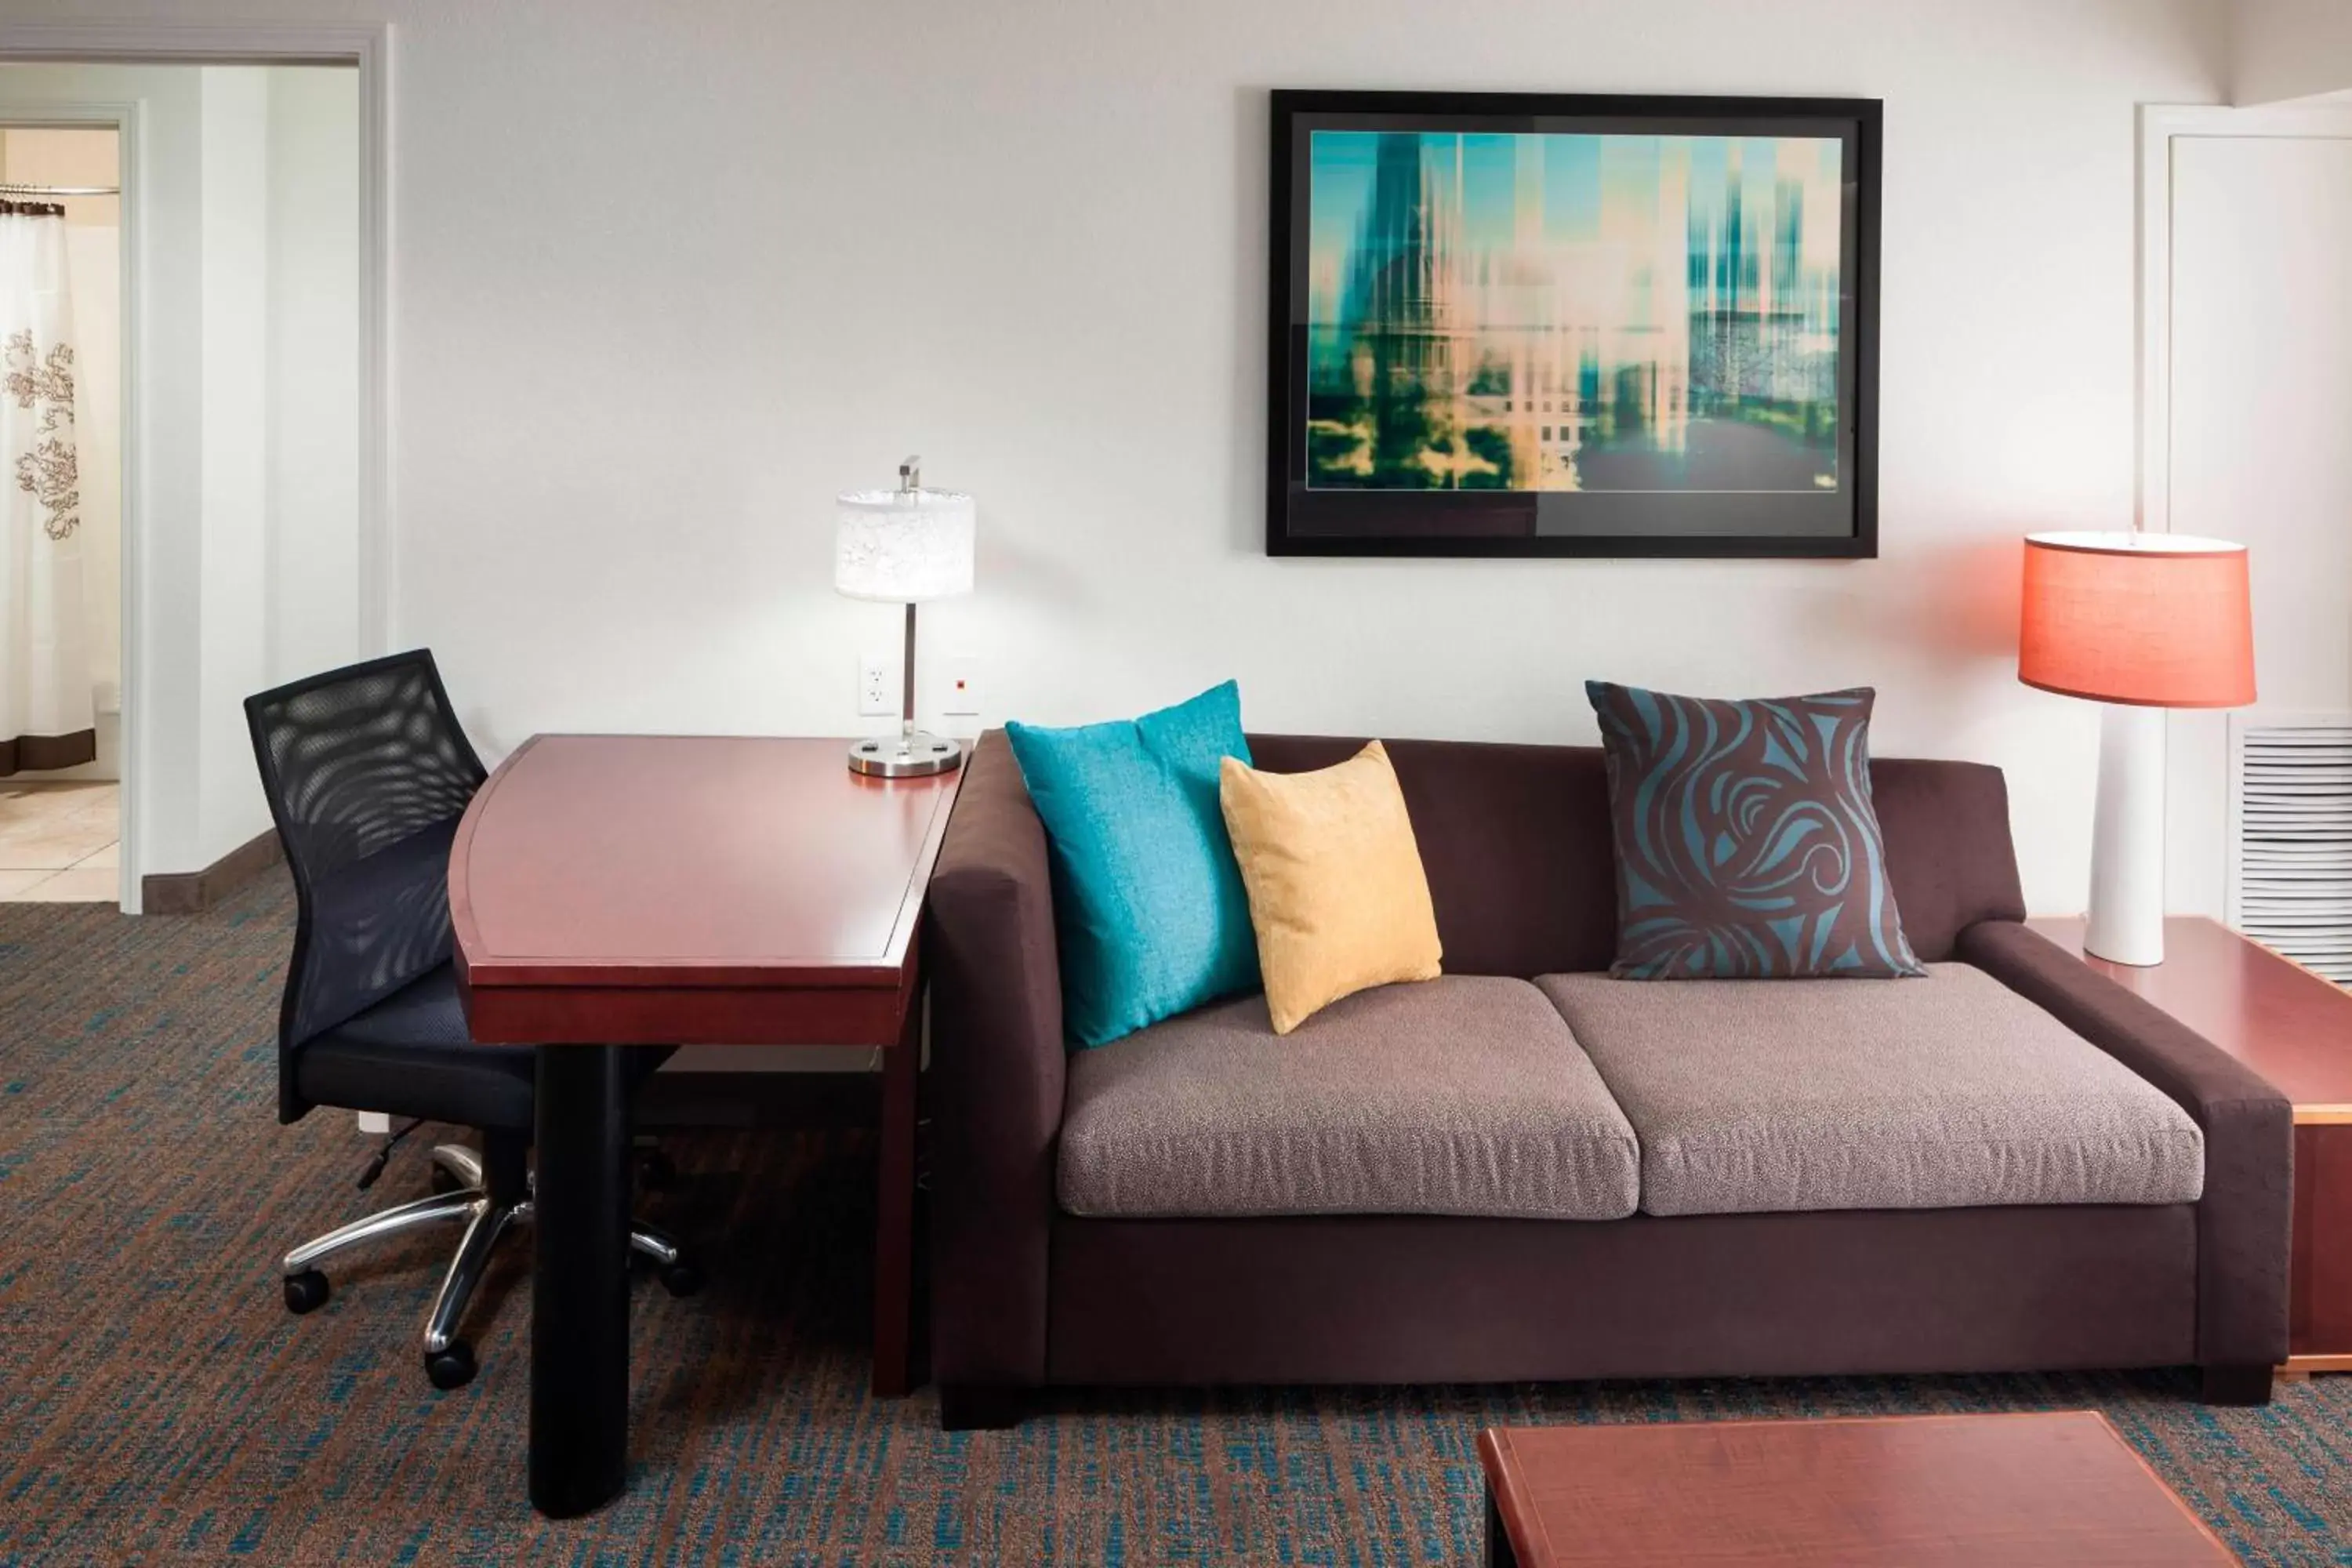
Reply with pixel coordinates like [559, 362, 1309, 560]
[1478, 1413, 2234, 1566]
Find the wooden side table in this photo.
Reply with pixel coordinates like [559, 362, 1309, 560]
[2030, 915, 2352, 1374]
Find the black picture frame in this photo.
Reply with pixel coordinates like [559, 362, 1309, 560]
[1266, 89, 1882, 559]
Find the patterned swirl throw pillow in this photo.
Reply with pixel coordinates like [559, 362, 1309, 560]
[1585, 681, 1923, 980]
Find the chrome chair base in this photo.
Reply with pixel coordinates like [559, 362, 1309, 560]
[281, 1142, 696, 1389]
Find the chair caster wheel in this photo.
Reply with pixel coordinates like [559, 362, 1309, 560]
[429, 1163, 462, 1196]
[283, 1269, 330, 1314]
[425, 1341, 477, 1390]
[659, 1260, 704, 1298]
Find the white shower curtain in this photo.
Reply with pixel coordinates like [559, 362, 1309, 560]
[0, 200, 93, 776]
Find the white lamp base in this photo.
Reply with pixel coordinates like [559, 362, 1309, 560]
[2085, 702, 2167, 966]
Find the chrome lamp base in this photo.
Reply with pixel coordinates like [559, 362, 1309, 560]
[848, 731, 963, 778]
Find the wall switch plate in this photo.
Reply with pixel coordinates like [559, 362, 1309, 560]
[942, 655, 981, 717]
[858, 653, 895, 717]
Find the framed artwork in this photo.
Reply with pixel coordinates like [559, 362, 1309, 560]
[1267, 91, 1881, 558]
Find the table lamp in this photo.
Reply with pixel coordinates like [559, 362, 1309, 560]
[2018, 530, 2256, 965]
[836, 456, 975, 777]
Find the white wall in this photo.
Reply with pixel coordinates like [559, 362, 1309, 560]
[0, 62, 360, 884]
[407, 0, 2227, 918]
[2233, 0, 2352, 105]
[196, 67, 272, 859]
[263, 67, 359, 684]
[194, 64, 364, 865]
[10, 1, 2234, 913]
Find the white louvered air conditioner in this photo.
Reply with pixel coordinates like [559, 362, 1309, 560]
[2228, 713, 2352, 983]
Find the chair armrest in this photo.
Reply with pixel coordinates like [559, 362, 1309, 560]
[1957, 918, 2291, 1369]
[924, 729, 1065, 1390]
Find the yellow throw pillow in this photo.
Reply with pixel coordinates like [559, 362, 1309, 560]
[1218, 740, 1443, 1034]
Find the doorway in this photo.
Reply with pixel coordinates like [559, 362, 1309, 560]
[0, 53, 376, 909]
[1, 125, 118, 899]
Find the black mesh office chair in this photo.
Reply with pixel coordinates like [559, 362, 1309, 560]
[246, 650, 696, 1390]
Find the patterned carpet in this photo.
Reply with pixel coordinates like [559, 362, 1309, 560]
[4, 878, 2352, 1566]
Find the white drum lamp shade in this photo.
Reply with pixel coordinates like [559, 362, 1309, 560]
[834, 488, 975, 604]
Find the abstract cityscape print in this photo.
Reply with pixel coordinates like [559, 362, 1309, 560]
[1305, 130, 1846, 496]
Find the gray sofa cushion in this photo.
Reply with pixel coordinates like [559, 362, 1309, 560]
[1058, 975, 1640, 1220]
[1537, 964, 2205, 1217]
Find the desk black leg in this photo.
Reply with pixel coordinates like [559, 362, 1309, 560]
[531, 1044, 631, 1518]
[871, 995, 920, 1397]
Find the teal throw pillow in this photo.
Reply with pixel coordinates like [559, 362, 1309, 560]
[1005, 681, 1260, 1048]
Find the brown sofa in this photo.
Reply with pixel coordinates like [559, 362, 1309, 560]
[924, 730, 2293, 1429]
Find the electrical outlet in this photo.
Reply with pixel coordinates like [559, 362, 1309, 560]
[858, 654, 895, 717]
[942, 655, 981, 717]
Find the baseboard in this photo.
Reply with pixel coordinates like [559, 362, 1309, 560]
[141, 829, 283, 915]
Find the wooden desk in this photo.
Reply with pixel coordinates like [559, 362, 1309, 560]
[450, 735, 961, 1517]
[1479, 1413, 2234, 1566]
[2029, 916, 2352, 1375]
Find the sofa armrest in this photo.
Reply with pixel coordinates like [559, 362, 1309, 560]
[924, 728, 1065, 1391]
[1958, 918, 2291, 1370]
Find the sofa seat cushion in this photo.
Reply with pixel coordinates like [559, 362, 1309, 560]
[1537, 964, 2205, 1217]
[1058, 975, 1640, 1220]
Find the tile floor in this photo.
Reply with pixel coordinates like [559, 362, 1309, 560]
[0, 781, 121, 902]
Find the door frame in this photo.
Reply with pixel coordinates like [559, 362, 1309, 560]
[0, 22, 390, 911]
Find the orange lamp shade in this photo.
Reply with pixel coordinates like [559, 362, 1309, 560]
[2018, 532, 2256, 708]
